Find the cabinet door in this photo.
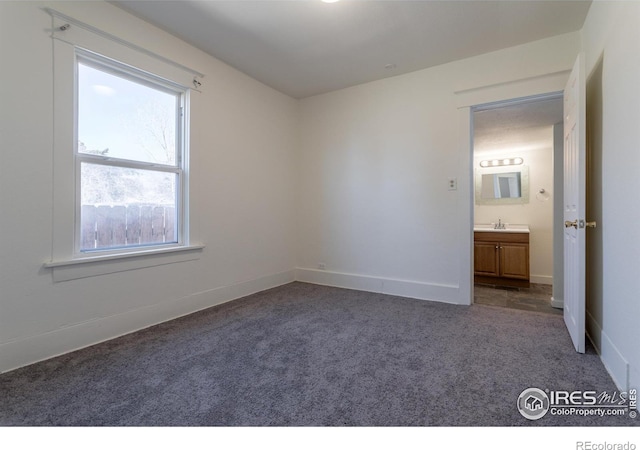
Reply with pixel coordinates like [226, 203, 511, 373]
[499, 243, 529, 280]
[474, 242, 499, 277]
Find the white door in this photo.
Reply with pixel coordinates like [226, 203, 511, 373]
[563, 53, 587, 353]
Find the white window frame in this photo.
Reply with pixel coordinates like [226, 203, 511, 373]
[46, 14, 203, 282]
[74, 50, 187, 255]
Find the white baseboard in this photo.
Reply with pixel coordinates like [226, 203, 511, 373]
[586, 309, 601, 354]
[585, 309, 629, 392]
[530, 275, 553, 285]
[600, 329, 630, 392]
[295, 268, 461, 305]
[550, 296, 563, 309]
[0, 270, 295, 374]
[630, 366, 640, 405]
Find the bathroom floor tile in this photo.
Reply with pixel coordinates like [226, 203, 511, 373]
[474, 283, 562, 315]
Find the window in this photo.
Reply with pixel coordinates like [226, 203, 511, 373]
[46, 11, 203, 281]
[75, 52, 186, 253]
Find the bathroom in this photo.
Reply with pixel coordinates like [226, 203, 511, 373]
[472, 95, 564, 314]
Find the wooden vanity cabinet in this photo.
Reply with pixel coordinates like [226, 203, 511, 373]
[474, 232, 530, 288]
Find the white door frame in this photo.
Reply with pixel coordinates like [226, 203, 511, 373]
[455, 71, 571, 305]
[470, 92, 563, 295]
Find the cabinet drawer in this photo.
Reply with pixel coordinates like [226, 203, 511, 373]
[474, 232, 529, 244]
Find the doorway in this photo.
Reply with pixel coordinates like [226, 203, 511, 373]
[471, 93, 563, 315]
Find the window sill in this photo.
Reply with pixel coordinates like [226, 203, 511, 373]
[44, 244, 205, 282]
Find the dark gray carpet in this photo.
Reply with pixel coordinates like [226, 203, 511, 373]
[0, 282, 637, 426]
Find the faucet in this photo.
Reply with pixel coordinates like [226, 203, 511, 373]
[495, 218, 505, 230]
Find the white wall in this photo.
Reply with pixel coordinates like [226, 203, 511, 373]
[297, 32, 580, 304]
[474, 141, 555, 285]
[0, 1, 298, 373]
[582, 1, 640, 392]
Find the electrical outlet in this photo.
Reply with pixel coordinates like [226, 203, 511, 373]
[318, 263, 326, 270]
[448, 177, 457, 191]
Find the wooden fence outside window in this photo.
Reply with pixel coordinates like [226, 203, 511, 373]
[81, 204, 176, 250]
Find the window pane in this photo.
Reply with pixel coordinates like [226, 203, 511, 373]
[78, 63, 178, 165]
[80, 163, 178, 251]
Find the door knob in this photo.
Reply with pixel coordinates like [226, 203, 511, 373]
[585, 221, 597, 228]
[565, 220, 577, 229]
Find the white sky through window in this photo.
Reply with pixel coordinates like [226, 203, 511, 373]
[78, 63, 178, 166]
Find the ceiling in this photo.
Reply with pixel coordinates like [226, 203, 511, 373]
[473, 96, 563, 156]
[113, 0, 592, 99]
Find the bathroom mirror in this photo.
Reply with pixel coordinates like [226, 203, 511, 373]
[475, 165, 529, 205]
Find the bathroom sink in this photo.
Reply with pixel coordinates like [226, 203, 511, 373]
[474, 224, 530, 233]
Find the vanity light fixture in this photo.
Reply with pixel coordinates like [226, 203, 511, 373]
[479, 157, 524, 168]
[322, 0, 341, 3]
